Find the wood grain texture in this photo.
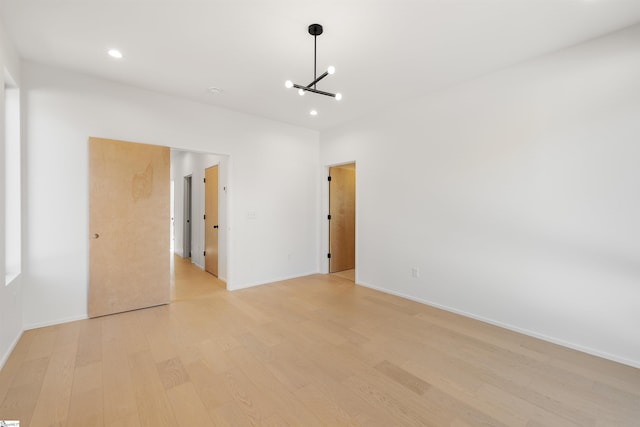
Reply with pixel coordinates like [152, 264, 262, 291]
[329, 165, 356, 273]
[89, 137, 170, 318]
[1, 255, 639, 426]
[205, 165, 219, 277]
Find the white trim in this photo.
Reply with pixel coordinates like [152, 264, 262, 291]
[356, 280, 640, 369]
[227, 271, 320, 291]
[24, 314, 87, 331]
[4, 272, 20, 287]
[0, 330, 23, 370]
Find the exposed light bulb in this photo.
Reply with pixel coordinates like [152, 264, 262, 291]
[335, 93, 342, 101]
[327, 66, 336, 75]
[108, 49, 123, 59]
[310, 110, 318, 116]
[298, 89, 305, 96]
[285, 80, 293, 89]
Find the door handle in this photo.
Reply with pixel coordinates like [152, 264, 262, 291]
[92, 233, 100, 239]
[213, 225, 219, 229]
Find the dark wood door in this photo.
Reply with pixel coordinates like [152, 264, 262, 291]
[329, 165, 356, 273]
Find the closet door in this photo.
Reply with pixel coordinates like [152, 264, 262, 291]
[329, 165, 356, 273]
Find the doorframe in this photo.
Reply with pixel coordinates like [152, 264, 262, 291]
[321, 161, 357, 277]
[183, 175, 192, 258]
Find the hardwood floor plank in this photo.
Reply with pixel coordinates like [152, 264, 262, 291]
[66, 361, 104, 427]
[74, 318, 103, 368]
[228, 345, 324, 426]
[478, 383, 583, 427]
[184, 359, 234, 411]
[196, 338, 235, 375]
[25, 327, 58, 361]
[296, 379, 371, 426]
[374, 360, 430, 395]
[29, 343, 77, 427]
[341, 372, 445, 427]
[165, 381, 214, 427]
[128, 350, 178, 427]
[0, 330, 34, 404]
[209, 403, 253, 426]
[0, 357, 49, 426]
[102, 334, 140, 426]
[221, 367, 275, 424]
[156, 357, 190, 390]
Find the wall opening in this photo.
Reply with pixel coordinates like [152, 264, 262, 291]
[171, 149, 230, 284]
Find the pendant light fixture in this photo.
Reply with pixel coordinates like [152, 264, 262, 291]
[285, 24, 342, 101]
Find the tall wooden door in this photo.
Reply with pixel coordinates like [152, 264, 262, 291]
[183, 176, 192, 258]
[204, 165, 219, 276]
[89, 137, 170, 318]
[329, 164, 356, 273]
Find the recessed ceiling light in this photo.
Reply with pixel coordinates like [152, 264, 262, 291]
[108, 49, 123, 59]
[208, 87, 223, 94]
[310, 110, 318, 116]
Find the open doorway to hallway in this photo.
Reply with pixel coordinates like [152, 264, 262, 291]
[328, 162, 356, 281]
[171, 149, 229, 289]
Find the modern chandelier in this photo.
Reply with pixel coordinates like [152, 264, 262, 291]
[285, 24, 342, 101]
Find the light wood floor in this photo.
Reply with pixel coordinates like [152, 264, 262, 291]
[332, 269, 355, 282]
[1, 256, 639, 426]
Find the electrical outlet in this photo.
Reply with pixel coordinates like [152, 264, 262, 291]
[411, 267, 419, 278]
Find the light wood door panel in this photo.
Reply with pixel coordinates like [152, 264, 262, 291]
[89, 137, 170, 318]
[329, 165, 356, 273]
[205, 165, 219, 276]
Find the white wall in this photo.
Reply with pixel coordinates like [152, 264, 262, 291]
[0, 19, 23, 368]
[171, 150, 229, 281]
[320, 24, 640, 367]
[22, 61, 320, 328]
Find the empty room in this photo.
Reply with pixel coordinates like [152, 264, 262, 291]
[1, 1, 639, 425]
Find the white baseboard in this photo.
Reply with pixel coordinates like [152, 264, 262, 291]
[24, 314, 88, 331]
[0, 330, 24, 370]
[228, 271, 320, 291]
[356, 280, 640, 369]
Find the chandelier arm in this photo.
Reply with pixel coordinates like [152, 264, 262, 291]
[306, 71, 329, 88]
[293, 84, 336, 98]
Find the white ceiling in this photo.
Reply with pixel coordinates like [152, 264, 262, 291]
[2, 0, 640, 131]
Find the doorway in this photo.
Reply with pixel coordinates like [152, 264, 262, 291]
[328, 163, 356, 275]
[171, 150, 229, 283]
[183, 175, 192, 258]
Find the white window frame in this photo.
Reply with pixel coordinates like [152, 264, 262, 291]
[4, 70, 21, 286]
